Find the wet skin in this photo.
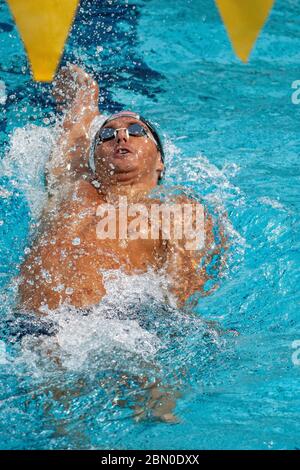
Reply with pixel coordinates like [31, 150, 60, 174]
[19, 65, 219, 313]
[20, 181, 169, 311]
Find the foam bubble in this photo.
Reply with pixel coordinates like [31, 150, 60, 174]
[1, 125, 55, 219]
[0, 80, 6, 105]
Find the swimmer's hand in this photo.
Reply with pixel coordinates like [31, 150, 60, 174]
[53, 64, 99, 117]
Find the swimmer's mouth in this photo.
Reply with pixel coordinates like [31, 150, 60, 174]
[114, 146, 133, 157]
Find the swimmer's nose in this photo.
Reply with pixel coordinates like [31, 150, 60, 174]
[116, 128, 129, 143]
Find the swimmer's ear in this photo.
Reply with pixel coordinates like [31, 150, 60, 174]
[156, 151, 164, 181]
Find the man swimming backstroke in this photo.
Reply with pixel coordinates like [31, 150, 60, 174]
[14, 65, 228, 424]
[18, 65, 225, 313]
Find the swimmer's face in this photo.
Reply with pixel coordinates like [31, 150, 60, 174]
[93, 117, 164, 186]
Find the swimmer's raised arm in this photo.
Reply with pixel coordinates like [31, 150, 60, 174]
[46, 65, 100, 193]
[165, 196, 228, 306]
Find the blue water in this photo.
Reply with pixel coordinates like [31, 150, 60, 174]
[0, 0, 300, 450]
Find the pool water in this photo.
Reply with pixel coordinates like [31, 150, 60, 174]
[0, 0, 299, 450]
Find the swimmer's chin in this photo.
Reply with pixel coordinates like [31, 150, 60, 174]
[112, 175, 142, 185]
[106, 167, 142, 183]
[110, 158, 139, 173]
[96, 160, 140, 178]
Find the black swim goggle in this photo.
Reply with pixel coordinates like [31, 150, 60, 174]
[95, 122, 159, 147]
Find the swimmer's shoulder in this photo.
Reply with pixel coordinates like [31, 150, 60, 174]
[149, 184, 204, 206]
[157, 185, 205, 212]
[154, 185, 215, 248]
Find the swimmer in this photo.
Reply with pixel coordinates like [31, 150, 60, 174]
[17, 65, 227, 424]
[18, 64, 226, 313]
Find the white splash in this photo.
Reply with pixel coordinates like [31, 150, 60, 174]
[258, 196, 288, 212]
[163, 142, 246, 258]
[17, 269, 175, 374]
[1, 125, 55, 219]
[0, 80, 6, 105]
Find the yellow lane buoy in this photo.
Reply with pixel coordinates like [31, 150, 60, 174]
[215, 0, 275, 62]
[6, 0, 79, 82]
